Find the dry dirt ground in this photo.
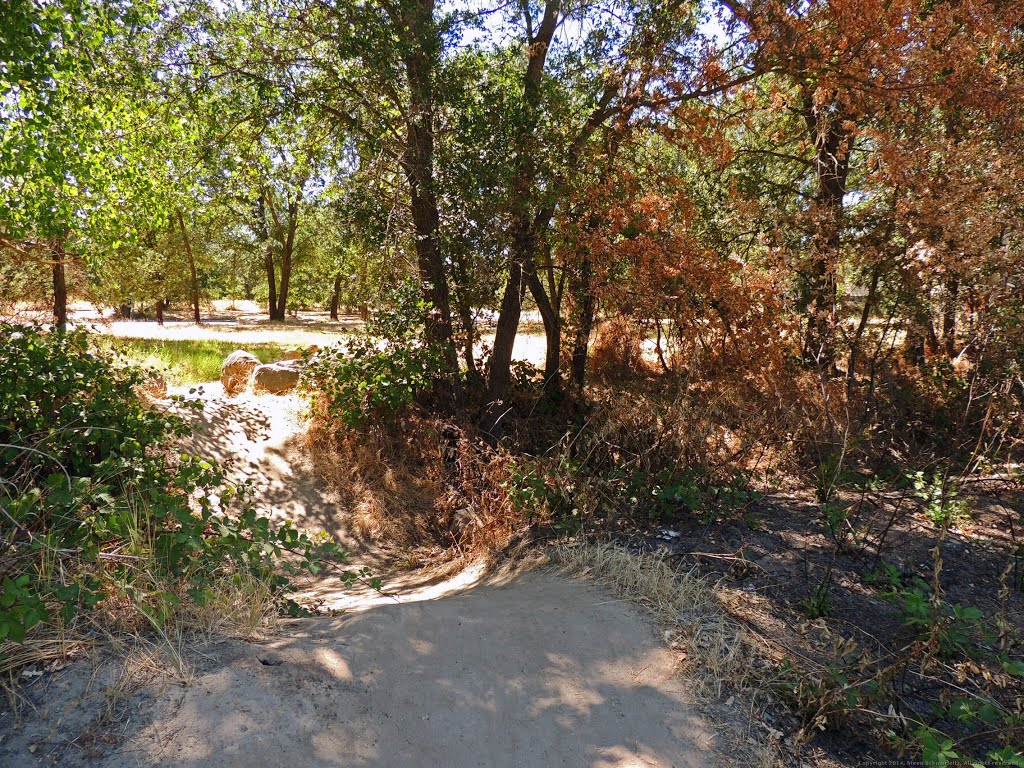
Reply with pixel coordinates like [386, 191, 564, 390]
[51, 300, 556, 365]
[0, 383, 722, 768]
[618, 478, 1024, 763]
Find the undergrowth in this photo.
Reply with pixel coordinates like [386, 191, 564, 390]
[296, 289, 1024, 766]
[0, 325, 346, 668]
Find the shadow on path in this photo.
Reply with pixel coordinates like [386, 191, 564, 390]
[121, 572, 716, 768]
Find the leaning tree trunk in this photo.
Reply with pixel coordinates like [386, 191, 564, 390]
[395, 0, 462, 410]
[525, 265, 562, 400]
[458, 297, 482, 390]
[483, 0, 560, 434]
[485, 256, 526, 434]
[847, 265, 881, 393]
[564, 109, 636, 399]
[452, 254, 482, 390]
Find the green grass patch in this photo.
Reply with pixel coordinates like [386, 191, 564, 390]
[102, 337, 291, 385]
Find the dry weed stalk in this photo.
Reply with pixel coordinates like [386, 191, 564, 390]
[305, 413, 529, 559]
[553, 542, 760, 695]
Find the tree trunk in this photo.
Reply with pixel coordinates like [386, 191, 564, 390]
[51, 240, 67, 331]
[175, 209, 201, 324]
[452, 259, 482, 391]
[274, 198, 299, 321]
[483, 1, 560, 433]
[942, 277, 959, 359]
[155, 299, 164, 325]
[394, 0, 462, 410]
[242, 276, 256, 301]
[330, 273, 342, 320]
[265, 251, 280, 320]
[801, 96, 851, 371]
[925, 316, 940, 357]
[254, 197, 280, 321]
[525, 265, 561, 399]
[570, 255, 596, 396]
[847, 265, 881, 393]
[484, 259, 525, 435]
[563, 110, 636, 399]
[275, 249, 290, 319]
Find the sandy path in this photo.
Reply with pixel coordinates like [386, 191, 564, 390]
[5, 574, 716, 768]
[172, 383, 348, 539]
[1, 385, 718, 768]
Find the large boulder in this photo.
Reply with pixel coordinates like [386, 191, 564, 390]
[252, 359, 303, 394]
[221, 350, 261, 396]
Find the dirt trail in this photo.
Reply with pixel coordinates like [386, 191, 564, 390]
[2, 385, 719, 768]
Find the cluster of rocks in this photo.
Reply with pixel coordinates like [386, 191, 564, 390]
[220, 347, 317, 396]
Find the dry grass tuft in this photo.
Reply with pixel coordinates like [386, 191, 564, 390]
[553, 540, 782, 767]
[101, 629, 196, 690]
[554, 540, 701, 621]
[2, 624, 194, 722]
[0, 637, 89, 678]
[180, 569, 281, 641]
[553, 541, 759, 695]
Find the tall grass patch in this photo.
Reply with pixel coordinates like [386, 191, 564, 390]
[103, 338, 291, 384]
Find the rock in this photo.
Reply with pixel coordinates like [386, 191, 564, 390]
[134, 371, 167, 402]
[221, 350, 261, 396]
[281, 345, 318, 362]
[252, 360, 302, 394]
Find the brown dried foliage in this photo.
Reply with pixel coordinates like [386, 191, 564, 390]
[306, 410, 529, 559]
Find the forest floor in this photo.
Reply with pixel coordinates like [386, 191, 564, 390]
[61, 300, 555, 374]
[5, 309, 1021, 766]
[0, 381, 729, 768]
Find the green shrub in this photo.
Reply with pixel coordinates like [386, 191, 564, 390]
[0, 324, 342, 646]
[502, 457, 577, 529]
[303, 283, 444, 429]
[908, 470, 972, 527]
